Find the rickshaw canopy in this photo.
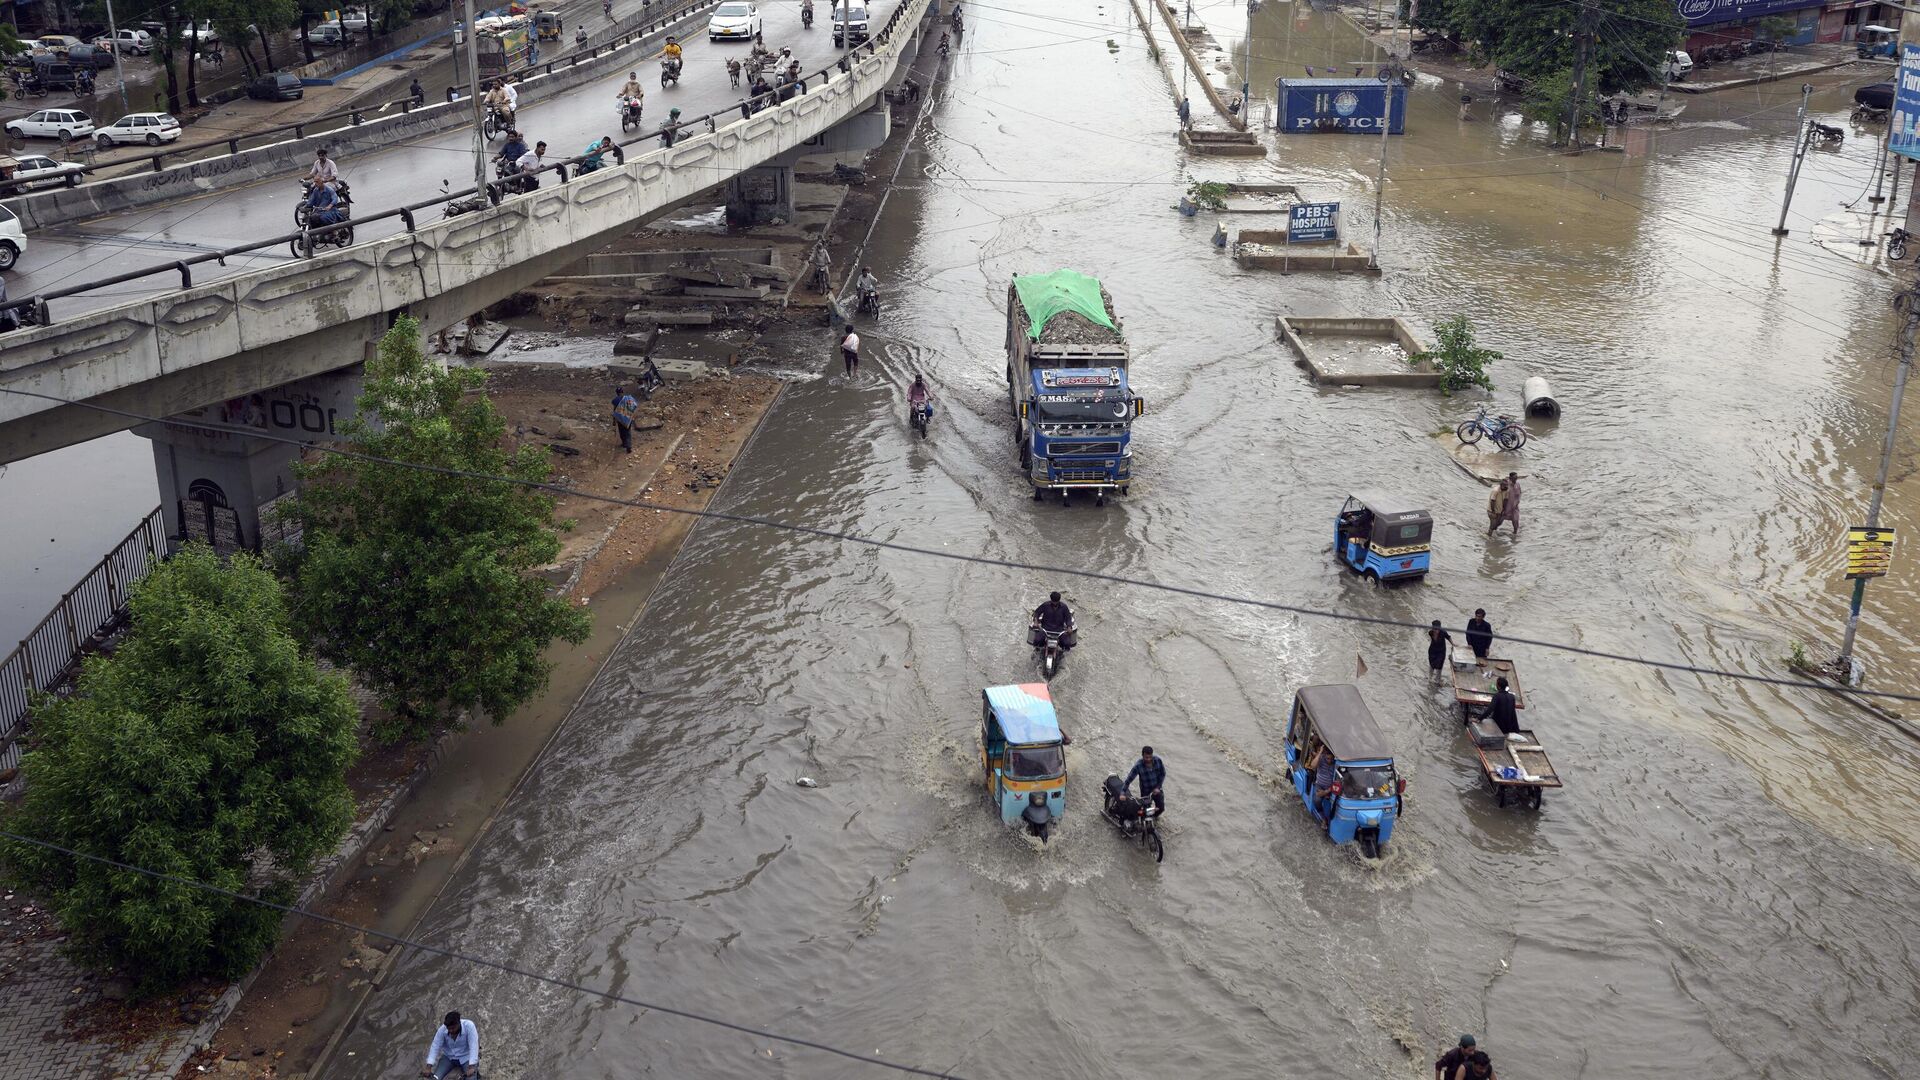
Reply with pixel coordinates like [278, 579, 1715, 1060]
[1344, 491, 1433, 545]
[983, 683, 1062, 745]
[1295, 684, 1393, 763]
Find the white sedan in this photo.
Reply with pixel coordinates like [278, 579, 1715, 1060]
[5, 109, 95, 141]
[707, 1, 762, 42]
[2, 153, 87, 191]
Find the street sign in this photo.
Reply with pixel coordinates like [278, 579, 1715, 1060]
[1274, 78, 1406, 134]
[1892, 44, 1920, 162]
[1845, 525, 1896, 579]
[1288, 201, 1340, 244]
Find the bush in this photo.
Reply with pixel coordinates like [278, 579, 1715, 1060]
[0, 546, 358, 994]
[1411, 315, 1502, 395]
[1186, 180, 1229, 211]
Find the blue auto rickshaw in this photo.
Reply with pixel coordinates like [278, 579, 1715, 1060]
[980, 683, 1067, 842]
[1283, 684, 1405, 859]
[1857, 25, 1898, 59]
[1335, 492, 1432, 584]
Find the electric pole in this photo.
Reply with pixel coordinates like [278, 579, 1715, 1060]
[1833, 281, 1920, 684]
[1368, 58, 1402, 270]
[1565, 2, 1592, 150]
[462, 0, 487, 194]
[1773, 83, 1814, 236]
[104, 0, 131, 115]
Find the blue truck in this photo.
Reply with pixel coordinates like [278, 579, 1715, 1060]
[1005, 270, 1144, 505]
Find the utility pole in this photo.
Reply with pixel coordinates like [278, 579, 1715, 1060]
[1368, 58, 1402, 270]
[1565, 2, 1592, 150]
[462, 0, 487, 194]
[1773, 83, 1814, 236]
[103, 0, 130, 115]
[1833, 282, 1920, 683]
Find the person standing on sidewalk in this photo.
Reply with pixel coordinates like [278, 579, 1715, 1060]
[611, 386, 639, 453]
[421, 1012, 479, 1079]
[840, 328, 860, 376]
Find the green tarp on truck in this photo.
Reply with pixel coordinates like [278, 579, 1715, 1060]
[1011, 270, 1120, 341]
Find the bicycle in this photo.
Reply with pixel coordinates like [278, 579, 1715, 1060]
[1456, 404, 1527, 451]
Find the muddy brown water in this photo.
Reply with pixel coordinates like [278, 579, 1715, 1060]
[330, 3, 1920, 1077]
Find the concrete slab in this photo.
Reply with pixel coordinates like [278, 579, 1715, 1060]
[1434, 431, 1522, 483]
[1277, 315, 1438, 388]
[622, 310, 716, 326]
[1237, 236, 1377, 274]
[684, 284, 771, 299]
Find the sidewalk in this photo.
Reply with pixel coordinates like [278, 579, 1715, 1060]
[1669, 42, 1865, 93]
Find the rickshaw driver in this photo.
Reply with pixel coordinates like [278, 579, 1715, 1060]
[1339, 505, 1373, 551]
[1123, 745, 1166, 813]
[1028, 591, 1077, 650]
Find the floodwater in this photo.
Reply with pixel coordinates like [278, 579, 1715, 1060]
[0, 435, 159, 647]
[333, 2, 1920, 1077]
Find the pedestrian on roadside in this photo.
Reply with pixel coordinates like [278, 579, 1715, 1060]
[410, 77, 425, 106]
[1486, 478, 1512, 535]
[1465, 609, 1493, 661]
[1426, 619, 1452, 676]
[840, 328, 860, 376]
[1435, 1034, 1477, 1080]
[421, 1011, 479, 1079]
[611, 386, 638, 452]
[1499, 471, 1521, 535]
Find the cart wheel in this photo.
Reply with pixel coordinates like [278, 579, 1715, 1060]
[1496, 786, 1507, 808]
[1530, 787, 1543, 810]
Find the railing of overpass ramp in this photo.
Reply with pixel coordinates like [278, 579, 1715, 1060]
[0, 0, 924, 329]
[0, 0, 727, 192]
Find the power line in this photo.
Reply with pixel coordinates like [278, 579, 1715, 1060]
[5, 385, 1918, 707]
[0, 829, 969, 1080]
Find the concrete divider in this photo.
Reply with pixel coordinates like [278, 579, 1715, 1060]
[2, 0, 723, 233]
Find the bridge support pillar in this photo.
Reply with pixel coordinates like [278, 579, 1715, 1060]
[133, 366, 364, 554]
[726, 165, 796, 227]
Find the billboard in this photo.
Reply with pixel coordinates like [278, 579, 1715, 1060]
[1275, 78, 1407, 134]
[1674, 0, 1818, 28]
[1894, 44, 1920, 163]
[1288, 202, 1341, 243]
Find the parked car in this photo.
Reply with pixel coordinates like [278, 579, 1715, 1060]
[66, 43, 116, 70]
[0, 153, 87, 191]
[29, 58, 95, 92]
[0, 203, 28, 271]
[94, 111, 181, 147]
[36, 34, 84, 53]
[5, 108, 95, 141]
[99, 28, 154, 54]
[309, 22, 345, 44]
[707, 1, 762, 42]
[247, 72, 304, 101]
[340, 9, 370, 31]
[1664, 49, 1693, 81]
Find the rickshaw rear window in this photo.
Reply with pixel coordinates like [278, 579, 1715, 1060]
[1341, 765, 1395, 799]
[1010, 744, 1063, 778]
[1397, 524, 1423, 540]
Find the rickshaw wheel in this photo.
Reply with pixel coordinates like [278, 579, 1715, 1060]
[1358, 832, 1379, 859]
[1363, 569, 1379, 585]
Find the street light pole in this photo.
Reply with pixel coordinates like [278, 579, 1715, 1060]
[103, 0, 131, 115]
[1368, 59, 1400, 270]
[462, 0, 487, 194]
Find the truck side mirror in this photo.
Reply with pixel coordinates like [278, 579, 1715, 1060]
[1133, 398, 1146, 417]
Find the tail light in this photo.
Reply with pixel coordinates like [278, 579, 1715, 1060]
[1396, 778, 1407, 795]
[1330, 781, 1343, 796]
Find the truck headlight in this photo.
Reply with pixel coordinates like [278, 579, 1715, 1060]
[1031, 455, 1048, 478]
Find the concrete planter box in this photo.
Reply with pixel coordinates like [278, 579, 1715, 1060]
[1277, 315, 1439, 388]
[1179, 129, 1266, 156]
[1236, 230, 1377, 273]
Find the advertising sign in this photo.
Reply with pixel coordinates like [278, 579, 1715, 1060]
[1275, 78, 1407, 134]
[1674, 0, 1813, 27]
[1893, 44, 1920, 162]
[1288, 201, 1341, 244]
[1845, 526, 1896, 579]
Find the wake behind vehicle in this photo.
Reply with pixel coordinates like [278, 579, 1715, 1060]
[979, 684, 1067, 842]
[1006, 270, 1144, 506]
[1099, 773, 1163, 861]
[1334, 493, 1431, 584]
[1283, 684, 1405, 859]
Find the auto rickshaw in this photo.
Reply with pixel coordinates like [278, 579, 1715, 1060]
[979, 683, 1067, 841]
[1857, 25, 1898, 60]
[533, 4, 563, 41]
[1334, 492, 1431, 584]
[1283, 683, 1405, 859]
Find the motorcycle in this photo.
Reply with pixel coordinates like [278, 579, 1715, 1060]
[857, 287, 881, 317]
[439, 178, 491, 220]
[1890, 227, 1911, 262]
[661, 56, 682, 86]
[289, 204, 354, 257]
[1031, 619, 1075, 679]
[1455, 403, 1527, 451]
[801, 2, 813, 27]
[909, 395, 933, 438]
[1100, 774, 1164, 862]
[482, 105, 513, 140]
[1809, 121, 1844, 146]
[294, 179, 352, 227]
[620, 96, 644, 130]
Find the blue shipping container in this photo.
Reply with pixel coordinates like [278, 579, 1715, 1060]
[1275, 78, 1407, 134]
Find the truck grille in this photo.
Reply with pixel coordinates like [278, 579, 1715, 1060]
[1047, 441, 1122, 456]
[1054, 468, 1112, 482]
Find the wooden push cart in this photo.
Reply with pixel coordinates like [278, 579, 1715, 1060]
[1469, 728, 1561, 809]
[1448, 651, 1525, 722]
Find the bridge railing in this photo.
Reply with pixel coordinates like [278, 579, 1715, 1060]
[0, 507, 167, 782]
[0, 5, 923, 329]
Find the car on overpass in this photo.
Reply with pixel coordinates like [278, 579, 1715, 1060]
[708, 1, 762, 42]
[94, 111, 181, 148]
[832, 2, 869, 47]
[0, 153, 88, 193]
[0, 204, 27, 271]
[5, 109, 95, 142]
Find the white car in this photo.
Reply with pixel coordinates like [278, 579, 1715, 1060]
[832, 2, 869, 46]
[3, 154, 87, 190]
[94, 112, 182, 148]
[5, 109, 95, 141]
[0, 205, 27, 272]
[97, 28, 153, 54]
[341, 9, 369, 31]
[310, 22, 344, 44]
[707, 1, 761, 42]
[1665, 49, 1693, 81]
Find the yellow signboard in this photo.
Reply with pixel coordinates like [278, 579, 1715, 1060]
[1846, 525, 1895, 579]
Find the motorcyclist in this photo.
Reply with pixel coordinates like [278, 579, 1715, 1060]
[306, 147, 340, 192]
[663, 35, 683, 63]
[304, 180, 347, 228]
[855, 266, 879, 308]
[786, 58, 801, 81]
[749, 74, 773, 108]
[484, 80, 515, 127]
[809, 243, 831, 290]
[801, 0, 814, 24]
[620, 70, 646, 101]
[409, 77, 425, 106]
[1123, 745, 1166, 814]
[495, 129, 528, 175]
[908, 374, 933, 423]
[660, 107, 682, 147]
[939, 30, 951, 53]
[603, 0, 612, 16]
[1028, 591, 1076, 650]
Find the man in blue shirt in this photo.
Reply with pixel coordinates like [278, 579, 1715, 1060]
[611, 386, 639, 452]
[422, 1011, 479, 1078]
[1123, 745, 1165, 813]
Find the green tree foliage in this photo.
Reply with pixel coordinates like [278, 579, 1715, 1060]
[281, 317, 592, 743]
[1521, 70, 1601, 146]
[1411, 315, 1502, 394]
[0, 546, 357, 994]
[1413, 0, 1683, 95]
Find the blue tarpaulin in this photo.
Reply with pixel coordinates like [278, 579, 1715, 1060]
[983, 684, 1061, 745]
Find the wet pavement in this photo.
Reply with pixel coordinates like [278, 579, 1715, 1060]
[314, 1, 1920, 1077]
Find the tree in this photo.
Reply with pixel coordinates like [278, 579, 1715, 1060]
[1522, 70, 1601, 146]
[1413, 0, 1682, 95]
[0, 546, 357, 994]
[1410, 315, 1502, 394]
[280, 317, 592, 743]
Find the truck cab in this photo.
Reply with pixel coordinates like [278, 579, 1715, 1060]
[1005, 271, 1142, 506]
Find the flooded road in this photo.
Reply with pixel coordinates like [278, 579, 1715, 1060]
[335, 2, 1920, 1076]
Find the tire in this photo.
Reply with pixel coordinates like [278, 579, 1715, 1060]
[145, 132, 160, 145]
[1891, 237, 1908, 261]
[1363, 569, 1379, 585]
[96, 135, 112, 150]
[58, 128, 72, 142]
[294, 203, 309, 228]
[1495, 426, 1526, 452]
[337, 224, 354, 246]
[1146, 828, 1163, 862]
[289, 236, 305, 258]
[3, 125, 18, 138]
[0, 241, 17, 270]
[1456, 420, 1483, 445]
[1358, 832, 1379, 859]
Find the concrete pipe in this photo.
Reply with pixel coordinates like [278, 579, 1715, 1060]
[1524, 375, 1560, 419]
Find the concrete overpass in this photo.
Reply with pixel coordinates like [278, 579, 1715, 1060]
[0, 0, 931, 476]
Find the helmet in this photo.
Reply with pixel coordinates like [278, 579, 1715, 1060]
[670, 107, 681, 117]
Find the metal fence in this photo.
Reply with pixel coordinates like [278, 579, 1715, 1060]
[0, 507, 166, 780]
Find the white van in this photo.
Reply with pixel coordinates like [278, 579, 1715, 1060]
[833, 2, 869, 47]
[1665, 49, 1693, 81]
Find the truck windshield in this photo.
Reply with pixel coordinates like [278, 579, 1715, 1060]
[1037, 397, 1131, 422]
[1009, 744, 1064, 778]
